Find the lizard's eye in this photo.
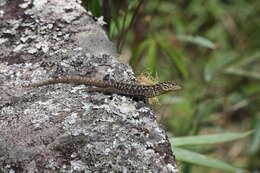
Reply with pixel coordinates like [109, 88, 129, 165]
[161, 81, 173, 90]
[161, 81, 181, 91]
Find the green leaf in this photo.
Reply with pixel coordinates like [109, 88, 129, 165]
[228, 51, 260, 67]
[204, 53, 238, 82]
[174, 148, 242, 172]
[121, 13, 134, 31]
[241, 82, 260, 96]
[205, 51, 260, 81]
[157, 38, 188, 79]
[128, 0, 140, 10]
[248, 115, 260, 154]
[110, 20, 120, 38]
[225, 67, 260, 80]
[147, 40, 157, 77]
[171, 131, 252, 147]
[177, 35, 216, 49]
[84, 0, 102, 17]
[129, 39, 151, 67]
[110, 13, 133, 39]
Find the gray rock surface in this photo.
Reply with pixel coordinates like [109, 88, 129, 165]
[0, 0, 179, 172]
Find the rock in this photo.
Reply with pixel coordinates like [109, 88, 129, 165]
[0, 0, 179, 172]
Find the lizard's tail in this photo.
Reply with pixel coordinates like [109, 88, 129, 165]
[28, 77, 111, 88]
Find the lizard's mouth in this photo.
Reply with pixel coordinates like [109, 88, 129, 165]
[174, 85, 182, 90]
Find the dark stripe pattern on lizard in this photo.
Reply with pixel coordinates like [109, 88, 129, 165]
[28, 77, 181, 98]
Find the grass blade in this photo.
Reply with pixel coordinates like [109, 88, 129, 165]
[171, 131, 252, 147]
[129, 39, 150, 67]
[147, 40, 157, 77]
[225, 67, 260, 80]
[174, 148, 242, 172]
[157, 38, 188, 79]
[177, 35, 216, 49]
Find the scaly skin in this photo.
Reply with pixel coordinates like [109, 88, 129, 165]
[28, 77, 181, 98]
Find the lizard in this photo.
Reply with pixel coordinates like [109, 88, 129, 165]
[27, 77, 181, 99]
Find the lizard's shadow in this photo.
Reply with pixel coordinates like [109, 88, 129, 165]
[85, 87, 148, 104]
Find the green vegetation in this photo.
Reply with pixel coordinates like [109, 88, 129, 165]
[82, 0, 260, 172]
[172, 131, 252, 172]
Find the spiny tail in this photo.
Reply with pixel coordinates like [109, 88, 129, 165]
[28, 77, 112, 88]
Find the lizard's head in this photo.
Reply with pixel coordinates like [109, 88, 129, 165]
[158, 81, 181, 92]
